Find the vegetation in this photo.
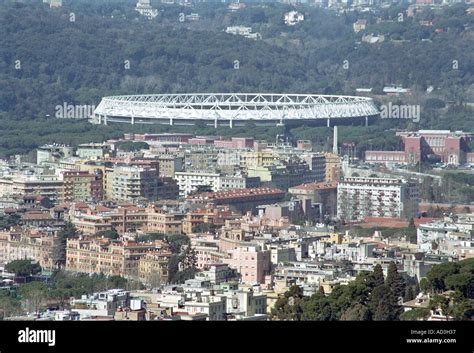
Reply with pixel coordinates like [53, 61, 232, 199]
[52, 222, 78, 269]
[0, 214, 21, 230]
[271, 263, 406, 321]
[96, 229, 120, 239]
[0, 1, 472, 159]
[191, 223, 218, 234]
[4, 260, 41, 277]
[115, 141, 149, 152]
[272, 259, 474, 321]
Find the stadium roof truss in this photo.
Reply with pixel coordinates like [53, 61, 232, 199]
[91, 93, 380, 125]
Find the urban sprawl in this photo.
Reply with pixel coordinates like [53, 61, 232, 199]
[0, 128, 472, 321]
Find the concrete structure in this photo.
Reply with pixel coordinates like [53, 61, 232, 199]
[91, 93, 379, 128]
[187, 188, 285, 214]
[227, 246, 271, 285]
[288, 182, 338, 217]
[337, 177, 420, 222]
[365, 130, 473, 166]
[0, 229, 56, 270]
[417, 215, 474, 258]
[66, 238, 160, 278]
[37, 145, 74, 165]
[58, 170, 103, 203]
[112, 166, 160, 202]
[70, 289, 129, 319]
[77, 143, 111, 159]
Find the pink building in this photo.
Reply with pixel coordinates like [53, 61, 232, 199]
[227, 246, 271, 285]
[214, 137, 254, 149]
[188, 137, 215, 145]
[123, 133, 192, 143]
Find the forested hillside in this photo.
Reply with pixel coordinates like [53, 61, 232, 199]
[0, 0, 472, 157]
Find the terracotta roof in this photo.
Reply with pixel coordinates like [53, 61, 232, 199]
[289, 182, 337, 191]
[21, 212, 53, 221]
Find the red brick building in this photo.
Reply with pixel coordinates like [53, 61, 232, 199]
[365, 130, 472, 166]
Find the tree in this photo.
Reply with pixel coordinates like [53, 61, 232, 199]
[5, 260, 41, 277]
[426, 262, 459, 293]
[301, 292, 334, 321]
[386, 262, 406, 300]
[192, 223, 217, 234]
[419, 278, 431, 294]
[107, 275, 128, 289]
[369, 284, 401, 321]
[404, 286, 415, 302]
[0, 293, 22, 319]
[20, 282, 48, 314]
[373, 264, 385, 288]
[399, 308, 430, 321]
[444, 273, 474, 298]
[271, 285, 305, 321]
[340, 303, 370, 321]
[53, 222, 78, 268]
[96, 229, 119, 239]
[429, 294, 450, 320]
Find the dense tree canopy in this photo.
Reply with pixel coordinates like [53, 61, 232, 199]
[5, 260, 41, 277]
[0, 0, 472, 159]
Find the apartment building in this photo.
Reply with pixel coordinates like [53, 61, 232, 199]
[0, 228, 56, 270]
[175, 171, 257, 198]
[337, 177, 420, 222]
[417, 216, 474, 258]
[182, 205, 239, 234]
[191, 236, 225, 269]
[0, 175, 63, 202]
[288, 182, 338, 218]
[157, 155, 184, 178]
[227, 246, 271, 285]
[66, 238, 159, 278]
[112, 166, 160, 202]
[138, 250, 172, 285]
[301, 153, 326, 182]
[146, 206, 182, 235]
[58, 170, 103, 203]
[323, 152, 342, 182]
[187, 188, 286, 214]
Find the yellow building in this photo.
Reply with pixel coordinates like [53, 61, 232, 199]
[242, 151, 278, 169]
[138, 250, 172, 285]
[0, 229, 56, 271]
[323, 153, 342, 183]
[66, 238, 158, 278]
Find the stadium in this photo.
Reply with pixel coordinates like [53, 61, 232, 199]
[90, 93, 380, 128]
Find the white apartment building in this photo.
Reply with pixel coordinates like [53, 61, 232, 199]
[174, 171, 256, 198]
[220, 288, 267, 320]
[112, 166, 159, 201]
[337, 177, 420, 222]
[417, 216, 474, 258]
[184, 295, 227, 321]
[70, 289, 129, 319]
